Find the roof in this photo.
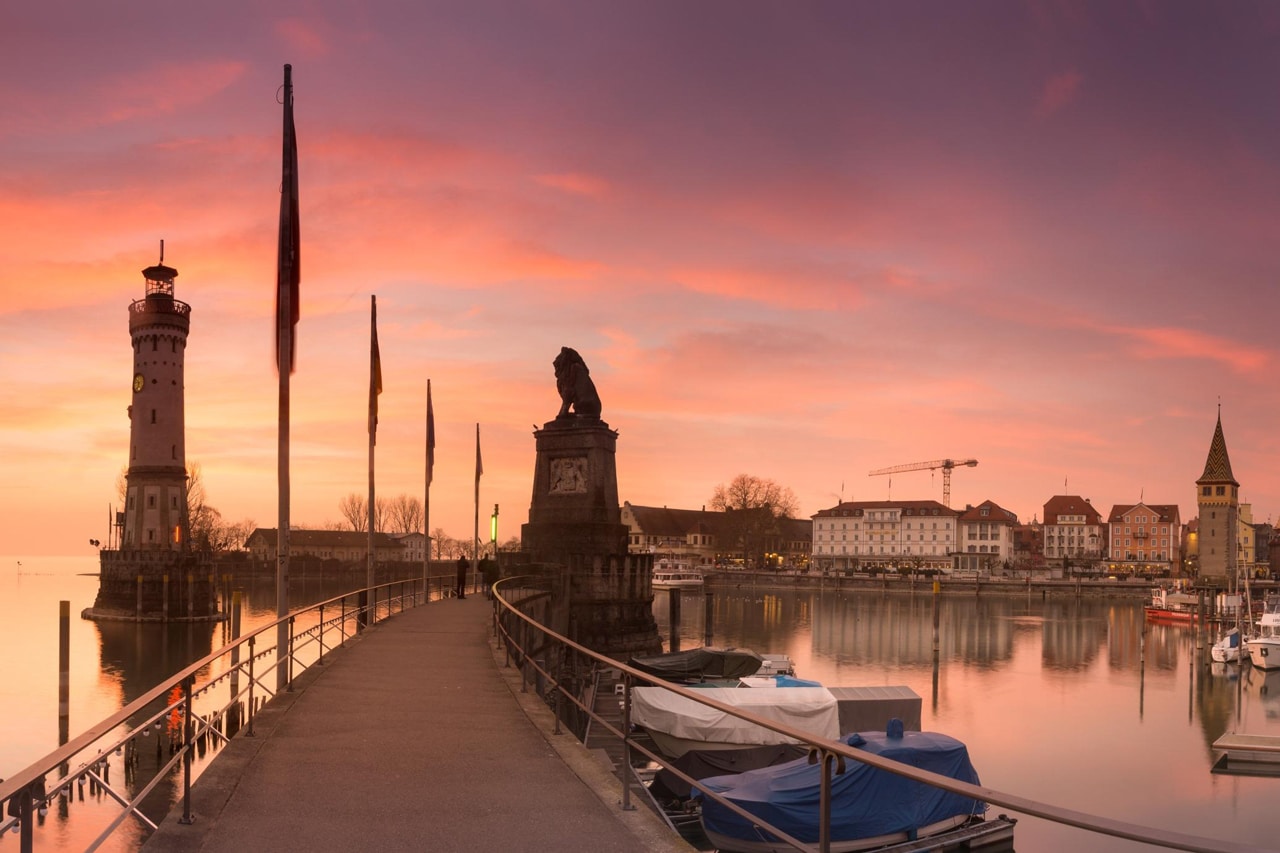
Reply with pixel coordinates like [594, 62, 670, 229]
[1197, 412, 1238, 485]
[1107, 504, 1180, 524]
[957, 500, 1018, 524]
[813, 500, 957, 519]
[245, 528, 403, 549]
[624, 504, 718, 537]
[1041, 495, 1101, 525]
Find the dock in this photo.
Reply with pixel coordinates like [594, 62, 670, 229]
[143, 596, 691, 853]
[1211, 732, 1280, 776]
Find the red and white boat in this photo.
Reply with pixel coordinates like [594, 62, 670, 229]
[1144, 585, 1200, 624]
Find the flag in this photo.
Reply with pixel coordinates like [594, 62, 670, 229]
[475, 423, 483, 481]
[369, 295, 382, 443]
[426, 380, 436, 486]
[275, 64, 301, 374]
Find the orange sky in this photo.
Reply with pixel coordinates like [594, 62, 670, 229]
[4, 3, 1280, 556]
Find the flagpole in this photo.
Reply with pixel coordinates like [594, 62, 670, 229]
[423, 379, 434, 599]
[473, 423, 481, 594]
[275, 63, 300, 691]
[366, 294, 380, 628]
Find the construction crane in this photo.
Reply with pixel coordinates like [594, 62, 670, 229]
[868, 458, 978, 508]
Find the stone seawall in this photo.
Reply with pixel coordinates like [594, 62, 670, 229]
[704, 571, 1154, 598]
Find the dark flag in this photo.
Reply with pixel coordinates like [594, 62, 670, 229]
[426, 380, 436, 486]
[275, 64, 301, 374]
[369, 295, 382, 443]
[475, 423, 483, 482]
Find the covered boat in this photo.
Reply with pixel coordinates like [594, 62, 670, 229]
[628, 647, 763, 682]
[693, 724, 1014, 853]
[631, 686, 840, 758]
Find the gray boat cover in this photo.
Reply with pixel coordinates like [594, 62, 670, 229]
[628, 647, 763, 681]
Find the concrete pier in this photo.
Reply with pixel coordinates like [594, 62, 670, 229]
[144, 597, 688, 853]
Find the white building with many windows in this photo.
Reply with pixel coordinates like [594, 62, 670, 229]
[811, 500, 959, 573]
[955, 500, 1019, 573]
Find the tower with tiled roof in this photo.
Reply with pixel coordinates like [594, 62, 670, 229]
[1195, 409, 1238, 584]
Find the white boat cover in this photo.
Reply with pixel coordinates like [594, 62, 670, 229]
[632, 686, 840, 747]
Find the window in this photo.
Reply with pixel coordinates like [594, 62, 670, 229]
[1203, 486, 1211, 496]
[148, 495, 156, 508]
[1216, 486, 1226, 496]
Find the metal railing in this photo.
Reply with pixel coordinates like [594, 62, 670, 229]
[0, 574, 463, 852]
[491, 575, 1269, 853]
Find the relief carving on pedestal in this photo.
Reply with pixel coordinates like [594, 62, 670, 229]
[549, 456, 588, 494]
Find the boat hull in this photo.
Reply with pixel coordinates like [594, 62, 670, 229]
[1144, 606, 1198, 625]
[1248, 637, 1280, 671]
[703, 814, 1016, 853]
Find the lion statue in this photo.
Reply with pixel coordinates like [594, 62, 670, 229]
[553, 347, 602, 419]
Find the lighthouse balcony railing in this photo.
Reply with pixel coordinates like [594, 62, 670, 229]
[129, 298, 191, 317]
[0, 573, 470, 851]
[491, 574, 1269, 853]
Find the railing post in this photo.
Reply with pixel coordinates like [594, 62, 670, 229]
[246, 636, 257, 737]
[812, 748, 843, 853]
[620, 673, 635, 811]
[179, 676, 195, 825]
[287, 615, 296, 692]
[318, 603, 325, 665]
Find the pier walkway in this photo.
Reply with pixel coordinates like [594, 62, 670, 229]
[143, 596, 690, 853]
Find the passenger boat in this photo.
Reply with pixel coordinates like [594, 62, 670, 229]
[693, 721, 1016, 852]
[652, 559, 705, 590]
[1145, 585, 1200, 624]
[1247, 597, 1280, 671]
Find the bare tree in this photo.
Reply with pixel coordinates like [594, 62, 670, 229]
[388, 494, 423, 534]
[339, 493, 366, 532]
[710, 474, 800, 569]
[430, 527, 450, 559]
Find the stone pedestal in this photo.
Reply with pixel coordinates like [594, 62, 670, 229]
[84, 550, 223, 622]
[521, 416, 660, 658]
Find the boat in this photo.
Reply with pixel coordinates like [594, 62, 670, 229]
[1247, 597, 1280, 671]
[693, 721, 1016, 852]
[1145, 585, 1200, 624]
[629, 647, 764, 683]
[631, 685, 841, 759]
[1211, 627, 1243, 664]
[652, 559, 704, 590]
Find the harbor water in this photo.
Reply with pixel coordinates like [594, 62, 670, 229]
[3, 556, 1279, 851]
[657, 581, 1280, 852]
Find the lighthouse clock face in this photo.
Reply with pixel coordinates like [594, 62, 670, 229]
[133, 373, 144, 393]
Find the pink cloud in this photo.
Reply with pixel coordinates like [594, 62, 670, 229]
[1118, 325, 1270, 373]
[276, 18, 333, 58]
[98, 61, 248, 125]
[1035, 69, 1083, 119]
[533, 172, 610, 197]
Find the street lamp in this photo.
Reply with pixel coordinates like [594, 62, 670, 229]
[490, 504, 499, 559]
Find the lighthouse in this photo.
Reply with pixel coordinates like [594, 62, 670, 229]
[85, 247, 221, 622]
[123, 252, 190, 549]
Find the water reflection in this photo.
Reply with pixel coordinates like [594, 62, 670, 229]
[654, 586, 1280, 851]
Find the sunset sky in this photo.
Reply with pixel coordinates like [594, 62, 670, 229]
[4, 2, 1280, 557]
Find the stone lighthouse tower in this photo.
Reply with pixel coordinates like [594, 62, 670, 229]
[85, 248, 221, 622]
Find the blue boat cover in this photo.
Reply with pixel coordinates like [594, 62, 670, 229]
[693, 729, 987, 845]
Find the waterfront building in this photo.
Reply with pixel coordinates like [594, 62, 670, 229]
[1012, 520, 1044, 573]
[86, 252, 220, 621]
[1196, 411, 1239, 585]
[621, 502, 812, 568]
[811, 500, 959, 573]
[1041, 495, 1105, 574]
[621, 502, 718, 566]
[1106, 502, 1181, 577]
[244, 528, 404, 563]
[954, 500, 1019, 574]
[391, 531, 429, 562]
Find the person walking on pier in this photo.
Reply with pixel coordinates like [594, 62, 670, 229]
[456, 555, 468, 599]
